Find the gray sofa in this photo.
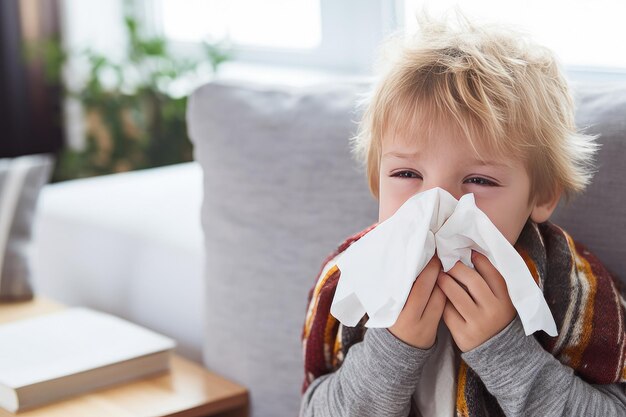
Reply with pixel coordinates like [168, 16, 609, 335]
[186, 77, 626, 417]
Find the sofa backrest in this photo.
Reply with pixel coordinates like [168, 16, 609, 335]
[187, 79, 377, 417]
[551, 82, 626, 283]
[187, 78, 626, 417]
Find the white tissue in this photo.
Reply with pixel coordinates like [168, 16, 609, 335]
[330, 187, 557, 337]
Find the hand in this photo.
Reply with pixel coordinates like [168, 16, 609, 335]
[388, 255, 447, 349]
[437, 250, 516, 352]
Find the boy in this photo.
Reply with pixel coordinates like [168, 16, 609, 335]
[300, 11, 626, 417]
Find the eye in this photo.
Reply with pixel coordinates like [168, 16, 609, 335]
[464, 177, 498, 186]
[391, 170, 421, 179]
[390, 171, 499, 186]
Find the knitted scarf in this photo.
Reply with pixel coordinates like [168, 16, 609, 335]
[301, 219, 626, 416]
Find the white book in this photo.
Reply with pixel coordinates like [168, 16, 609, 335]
[0, 307, 176, 412]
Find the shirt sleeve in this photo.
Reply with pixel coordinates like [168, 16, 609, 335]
[300, 326, 437, 417]
[461, 315, 626, 417]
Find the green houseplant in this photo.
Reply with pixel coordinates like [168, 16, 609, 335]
[29, 12, 233, 182]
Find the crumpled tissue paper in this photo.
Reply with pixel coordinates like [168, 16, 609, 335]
[330, 187, 558, 337]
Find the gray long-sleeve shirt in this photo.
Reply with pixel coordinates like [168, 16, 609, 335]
[300, 315, 626, 417]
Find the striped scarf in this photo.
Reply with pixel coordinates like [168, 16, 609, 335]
[301, 219, 626, 416]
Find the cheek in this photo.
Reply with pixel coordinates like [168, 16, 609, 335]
[378, 178, 415, 223]
[483, 211, 516, 244]
[477, 199, 530, 245]
[378, 192, 402, 223]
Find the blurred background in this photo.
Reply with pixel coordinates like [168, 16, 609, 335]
[2, 0, 625, 182]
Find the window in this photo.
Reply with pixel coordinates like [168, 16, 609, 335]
[145, 0, 400, 75]
[159, 0, 322, 49]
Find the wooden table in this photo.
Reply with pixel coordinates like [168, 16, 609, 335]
[0, 297, 249, 417]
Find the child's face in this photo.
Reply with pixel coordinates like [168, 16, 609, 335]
[378, 122, 538, 246]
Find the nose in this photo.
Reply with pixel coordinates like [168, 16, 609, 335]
[421, 180, 465, 201]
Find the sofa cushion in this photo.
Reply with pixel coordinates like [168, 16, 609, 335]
[31, 162, 204, 361]
[187, 79, 377, 417]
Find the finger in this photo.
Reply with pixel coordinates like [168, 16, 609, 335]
[422, 282, 447, 322]
[437, 271, 478, 320]
[405, 256, 442, 318]
[442, 299, 465, 333]
[446, 259, 494, 306]
[471, 251, 510, 301]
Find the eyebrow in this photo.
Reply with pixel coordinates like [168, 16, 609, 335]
[382, 151, 510, 168]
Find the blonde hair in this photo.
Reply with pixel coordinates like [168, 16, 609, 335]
[350, 9, 600, 207]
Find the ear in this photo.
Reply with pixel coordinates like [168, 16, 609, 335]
[530, 187, 562, 223]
